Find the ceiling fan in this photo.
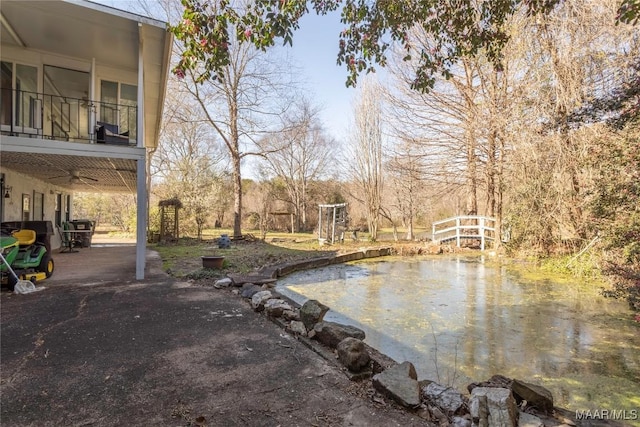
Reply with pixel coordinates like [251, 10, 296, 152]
[48, 170, 98, 184]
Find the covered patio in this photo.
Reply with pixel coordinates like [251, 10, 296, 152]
[41, 235, 166, 287]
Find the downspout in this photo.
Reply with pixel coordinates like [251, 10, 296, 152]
[135, 22, 147, 280]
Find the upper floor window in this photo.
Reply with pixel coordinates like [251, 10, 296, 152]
[100, 80, 137, 141]
[43, 65, 90, 141]
[1, 61, 39, 131]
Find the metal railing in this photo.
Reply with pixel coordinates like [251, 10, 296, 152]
[432, 215, 496, 250]
[0, 88, 137, 145]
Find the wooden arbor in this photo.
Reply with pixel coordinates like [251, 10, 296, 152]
[159, 198, 182, 243]
[318, 203, 347, 244]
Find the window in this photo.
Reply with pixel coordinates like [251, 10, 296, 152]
[100, 80, 137, 141]
[22, 193, 31, 221]
[65, 194, 71, 221]
[1, 61, 40, 131]
[43, 65, 90, 140]
[1, 62, 12, 126]
[33, 191, 44, 221]
[55, 193, 62, 226]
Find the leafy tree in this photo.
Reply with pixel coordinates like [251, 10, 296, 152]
[171, 0, 637, 92]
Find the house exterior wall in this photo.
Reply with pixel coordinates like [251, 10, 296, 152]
[1, 168, 70, 250]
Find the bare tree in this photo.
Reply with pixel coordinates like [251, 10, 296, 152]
[258, 99, 335, 232]
[151, 97, 226, 238]
[177, 37, 297, 238]
[384, 41, 484, 220]
[385, 139, 426, 241]
[347, 76, 385, 241]
[504, 0, 638, 251]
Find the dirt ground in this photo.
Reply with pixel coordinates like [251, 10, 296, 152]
[0, 263, 432, 426]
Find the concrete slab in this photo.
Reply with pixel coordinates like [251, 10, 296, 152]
[44, 236, 164, 286]
[0, 238, 431, 426]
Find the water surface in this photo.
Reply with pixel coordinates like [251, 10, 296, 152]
[276, 256, 640, 414]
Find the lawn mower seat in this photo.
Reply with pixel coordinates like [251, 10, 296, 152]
[12, 229, 37, 246]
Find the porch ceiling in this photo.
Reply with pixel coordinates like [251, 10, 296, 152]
[1, 151, 137, 193]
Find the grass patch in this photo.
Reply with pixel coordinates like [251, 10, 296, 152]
[152, 235, 340, 278]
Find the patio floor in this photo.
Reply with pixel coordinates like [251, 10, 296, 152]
[44, 234, 165, 286]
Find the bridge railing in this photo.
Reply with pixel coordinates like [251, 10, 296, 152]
[431, 215, 496, 250]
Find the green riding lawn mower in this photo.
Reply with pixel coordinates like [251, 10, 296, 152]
[1, 226, 55, 291]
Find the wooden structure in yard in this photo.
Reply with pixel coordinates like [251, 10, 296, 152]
[270, 211, 296, 233]
[318, 203, 347, 244]
[159, 198, 182, 243]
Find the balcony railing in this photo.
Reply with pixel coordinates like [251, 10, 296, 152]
[0, 88, 137, 145]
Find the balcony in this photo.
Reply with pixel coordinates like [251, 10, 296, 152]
[0, 88, 137, 146]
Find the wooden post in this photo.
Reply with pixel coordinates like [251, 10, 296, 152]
[432, 222, 436, 242]
[456, 217, 461, 247]
[331, 206, 337, 243]
[318, 206, 322, 242]
[480, 217, 485, 250]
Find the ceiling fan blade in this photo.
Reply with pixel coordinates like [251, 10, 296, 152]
[48, 174, 69, 180]
[79, 175, 98, 182]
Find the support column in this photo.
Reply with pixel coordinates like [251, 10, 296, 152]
[136, 156, 147, 280]
[137, 23, 145, 148]
[135, 23, 147, 279]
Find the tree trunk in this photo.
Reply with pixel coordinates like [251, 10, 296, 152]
[467, 135, 478, 215]
[486, 131, 496, 217]
[406, 201, 414, 241]
[232, 155, 242, 238]
[494, 136, 505, 250]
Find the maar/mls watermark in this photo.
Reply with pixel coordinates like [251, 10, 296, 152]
[575, 409, 638, 421]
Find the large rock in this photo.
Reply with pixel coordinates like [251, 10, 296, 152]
[469, 393, 489, 427]
[511, 379, 553, 413]
[422, 382, 467, 415]
[372, 361, 420, 408]
[467, 374, 512, 393]
[251, 290, 273, 311]
[214, 278, 233, 288]
[282, 309, 299, 321]
[264, 299, 292, 318]
[470, 387, 518, 427]
[313, 321, 365, 348]
[518, 411, 544, 427]
[337, 338, 370, 373]
[300, 299, 329, 330]
[289, 320, 307, 336]
[240, 283, 262, 299]
[452, 416, 472, 427]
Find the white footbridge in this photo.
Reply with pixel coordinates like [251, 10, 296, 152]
[432, 216, 496, 250]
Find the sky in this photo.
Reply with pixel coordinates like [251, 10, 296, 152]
[284, 10, 356, 142]
[96, 0, 358, 143]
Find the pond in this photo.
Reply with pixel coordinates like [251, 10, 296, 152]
[276, 256, 640, 415]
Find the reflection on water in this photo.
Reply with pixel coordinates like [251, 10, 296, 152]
[276, 256, 640, 413]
